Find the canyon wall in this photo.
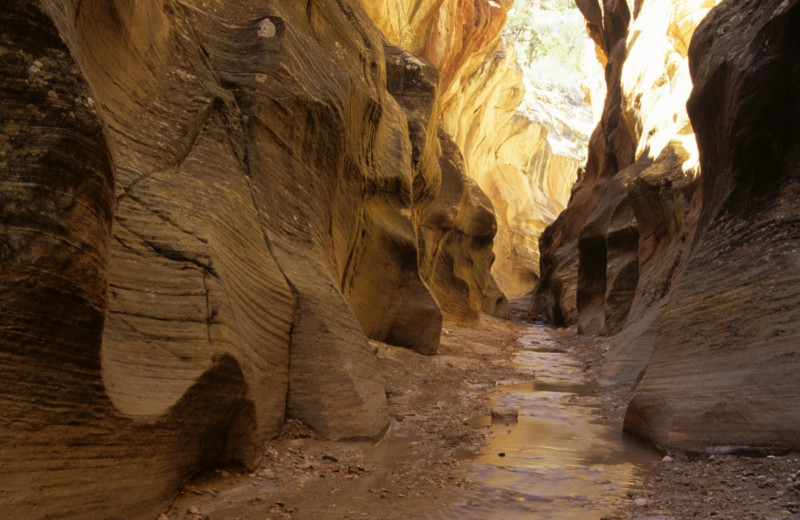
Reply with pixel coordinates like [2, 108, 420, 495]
[533, 0, 715, 339]
[0, 1, 502, 518]
[361, 0, 580, 299]
[625, 0, 800, 452]
[535, 0, 800, 452]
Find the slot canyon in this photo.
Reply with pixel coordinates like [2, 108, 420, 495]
[0, 0, 797, 519]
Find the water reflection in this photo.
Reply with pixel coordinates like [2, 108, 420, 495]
[441, 326, 659, 520]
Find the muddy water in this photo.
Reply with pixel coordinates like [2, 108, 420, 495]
[436, 325, 660, 519]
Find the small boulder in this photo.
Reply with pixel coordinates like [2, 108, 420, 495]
[491, 407, 519, 423]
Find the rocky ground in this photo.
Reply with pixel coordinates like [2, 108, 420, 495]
[162, 303, 798, 520]
[566, 328, 800, 520]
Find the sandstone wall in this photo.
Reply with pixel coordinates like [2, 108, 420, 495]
[533, 0, 716, 338]
[0, 1, 484, 518]
[535, 0, 800, 452]
[624, 0, 800, 452]
[383, 44, 501, 323]
[361, 0, 580, 299]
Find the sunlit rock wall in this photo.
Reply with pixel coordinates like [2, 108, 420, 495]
[625, 0, 800, 452]
[442, 41, 580, 299]
[537, 0, 800, 452]
[533, 0, 718, 339]
[384, 45, 499, 323]
[361, 0, 580, 299]
[0, 1, 453, 518]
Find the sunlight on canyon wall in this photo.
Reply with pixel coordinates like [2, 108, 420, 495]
[360, 0, 584, 298]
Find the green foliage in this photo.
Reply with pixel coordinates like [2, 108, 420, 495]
[503, 0, 587, 92]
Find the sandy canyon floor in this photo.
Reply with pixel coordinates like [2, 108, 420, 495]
[163, 304, 800, 520]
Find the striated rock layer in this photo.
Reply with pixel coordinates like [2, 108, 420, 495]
[384, 44, 500, 323]
[533, 0, 716, 340]
[361, 0, 580, 299]
[535, 0, 800, 452]
[0, 0, 510, 517]
[624, 0, 800, 452]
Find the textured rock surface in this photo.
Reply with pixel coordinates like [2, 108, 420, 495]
[384, 45, 501, 323]
[538, 0, 800, 452]
[625, 0, 800, 451]
[442, 42, 580, 298]
[417, 125, 499, 322]
[533, 0, 718, 340]
[362, 0, 580, 298]
[0, 0, 475, 518]
[599, 142, 698, 384]
[532, 0, 635, 325]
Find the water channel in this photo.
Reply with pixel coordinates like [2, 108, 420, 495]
[169, 324, 659, 520]
[435, 325, 660, 519]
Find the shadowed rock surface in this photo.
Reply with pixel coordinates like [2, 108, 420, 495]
[533, 0, 717, 351]
[624, 0, 800, 452]
[384, 45, 500, 323]
[535, 0, 800, 452]
[0, 0, 514, 517]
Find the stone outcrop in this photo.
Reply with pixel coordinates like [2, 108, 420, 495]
[536, 0, 800, 452]
[384, 44, 500, 323]
[418, 125, 499, 322]
[533, 0, 717, 340]
[532, 0, 635, 327]
[0, 0, 506, 517]
[624, 0, 800, 452]
[599, 142, 698, 384]
[442, 42, 580, 298]
[361, 0, 580, 299]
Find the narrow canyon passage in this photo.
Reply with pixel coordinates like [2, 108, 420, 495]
[163, 315, 659, 520]
[1, 1, 798, 519]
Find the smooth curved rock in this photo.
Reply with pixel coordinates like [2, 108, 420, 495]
[600, 142, 698, 385]
[362, 0, 579, 299]
[0, 0, 470, 517]
[417, 125, 499, 323]
[625, 0, 800, 452]
[384, 45, 498, 324]
[532, 0, 634, 322]
[533, 0, 720, 335]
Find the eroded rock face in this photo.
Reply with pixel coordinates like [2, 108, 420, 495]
[533, 0, 718, 342]
[442, 42, 581, 299]
[418, 125, 499, 322]
[0, 0, 461, 517]
[599, 142, 699, 384]
[362, 0, 579, 299]
[531, 0, 635, 326]
[384, 45, 500, 323]
[538, 0, 800, 452]
[624, 0, 800, 452]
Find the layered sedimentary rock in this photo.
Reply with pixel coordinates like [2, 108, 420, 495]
[361, 0, 579, 299]
[0, 1, 469, 518]
[533, 0, 716, 341]
[537, 0, 800, 452]
[419, 126, 499, 322]
[532, 0, 634, 326]
[383, 45, 501, 323]
[442, 42, 580, 298]
[624, 0, 800, 452]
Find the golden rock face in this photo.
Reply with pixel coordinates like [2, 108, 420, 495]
[533, 0, 720, 336]
[0, 1, 458, 518]
[361, 0, 582, 298]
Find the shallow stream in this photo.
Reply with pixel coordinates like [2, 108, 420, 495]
[436, 325, 660, 519]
